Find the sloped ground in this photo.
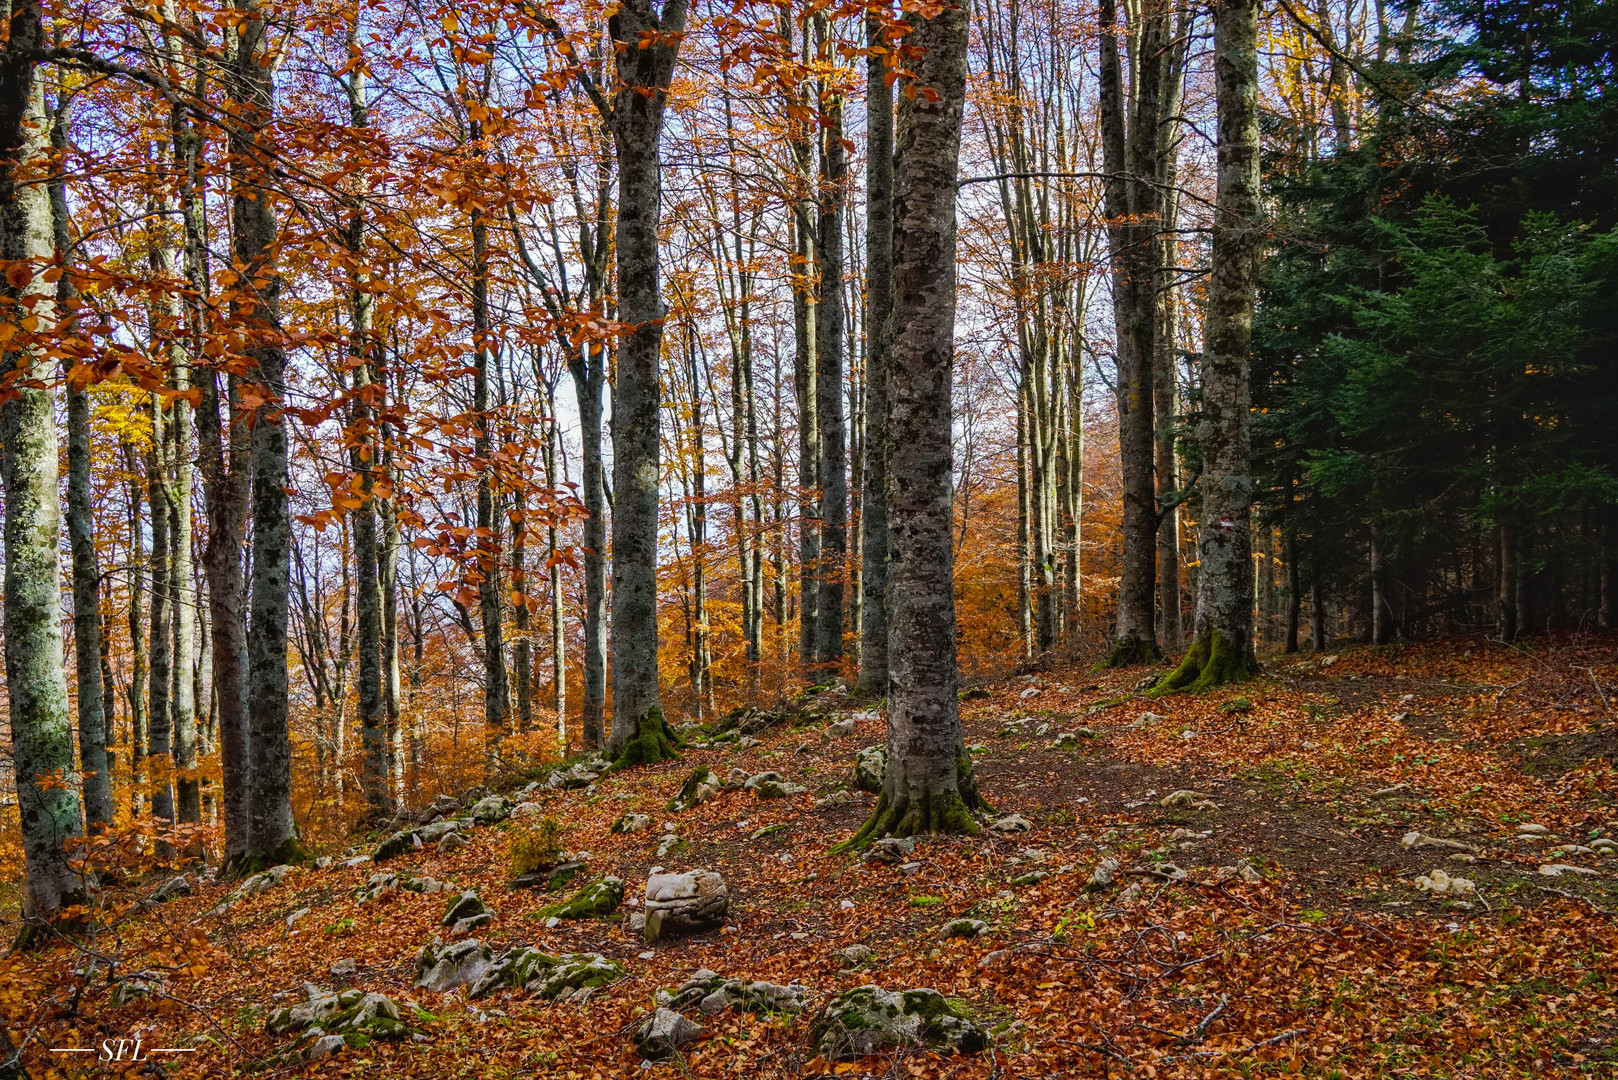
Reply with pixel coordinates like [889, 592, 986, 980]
[5, 636, 1617, 1078]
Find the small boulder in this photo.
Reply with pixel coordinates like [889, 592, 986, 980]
[939, 918, 988, 939]
[152, 875, 192, 903]
[441, 890, 489, 927]
[866, 836, 917, 865]
[1414, 868, 1476, 895]
[988, 814, 1032, 834]
[744, 771, 805, 798]
[469, 948, 623, 1001]
[810, 986, 988, 1061]
[439, 832, 468, 854]
[330, 958, 357, 978]
[644, 870, 728, 941]
[816, 789, 855, 809]
[634, 1008, 706, 1057]
[824, 717, 856, 739]
[668, 767, 722, 812]
[612, 812, 653, 834]
[1086, 857, 1121, 891]
[414, 938, 494, 993]
[471, 795, 513, 825]
[837, 944, 875, 968]
[538, 876, 624, 920]
[854, 746, 887, 793]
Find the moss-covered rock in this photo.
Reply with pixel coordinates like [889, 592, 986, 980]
[667, 766, 721, 812]
[938, 918, 989, 939]
[810, 986, 988, 1061]
[441, 889, 489, 927]
[265, 984, 420, 1062]
[537, 876, 624, 920]
[611, 812, 653, 834]
[854, 746, 887, 793]
[414, 937, 494, 992]
[656, 970, 806, 1015]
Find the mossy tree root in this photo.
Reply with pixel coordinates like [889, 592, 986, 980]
[1151, 630, 1255, 695]
[608, 706, 680, 772]
[834, 764, 985, 854]
[1103, 632, 1162, 668]
[224, 835, 309, 880]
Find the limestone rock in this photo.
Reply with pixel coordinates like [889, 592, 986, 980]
[988, 814, 1032, 834]
[655, 971, 806, 1015]
[544, 760, 605, 791]
[634, 1008, 706, 1057]
[744, 771, 805, 798]
[837, 944, 875, 968]
[330, 958, 357, 978]
[668, 767, 722, 812]
[816, 789, 856, 809]
[644, 870, 728, 941]
[1414, 868, 1476, 895]
[1539, 863, 1599, 877]
[414, 938, 494, 993]
[854, 746, 887, 793]
[538, 876, 624, 920]
[152, 875, 192, 903]
[824, 716, 856, 739]
[441, 890, 489, 927]
[612, 812, 653, 834]
[810, 986, 988, 1061]
[1086, 857, 1121, 891]
[866, 836, 916, 865]
[469, 948, 624, 1001]
[1401, 831, 1478, 853]
[470, 795, 513, 825]
[939, 918, 988, 939]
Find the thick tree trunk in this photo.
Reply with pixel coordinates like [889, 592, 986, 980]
[1155, 0, 1261, 693]
[50, 102, 113, 830]
[1498, 519, 1518, 641]
[2, 7, 86, 920]
[606, 0, 687, 767]
[381, 443, 404, 802]
[814, 22, 847, 670]
[1100, 0, 1171, 666]
[844, 0, 983, 847]
[232, 0, 299, 865]
[857, 8, 893, 696]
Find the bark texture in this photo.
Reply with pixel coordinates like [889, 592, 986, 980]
[845, 0, 983, 847]
[1, 2, 85, 920]
[814, 25, 847, 669]
[1155, 0, 1261, 694]
[857, 10, 893, 696]
[231, 0, 299, 864]
[606, 0, 687, 758]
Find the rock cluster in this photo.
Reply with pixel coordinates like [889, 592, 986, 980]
[655, 969, 807, 1015]
[810, 986, 989, 1061]
[854, 746, 887, 793]
[266, 983, 415, 1061]
[467, 948, 624, 1001]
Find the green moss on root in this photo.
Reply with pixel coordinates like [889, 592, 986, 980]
[1103, 632, 1162, 668]
[1151, 630, 1256, 695]
[608, 706, 680, 772]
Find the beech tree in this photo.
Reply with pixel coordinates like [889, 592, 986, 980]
[1, 0, 84, 925]
[1156, 0, 1261, 691]
[605, 0, 688, 767]
[846, 0, 984, 844]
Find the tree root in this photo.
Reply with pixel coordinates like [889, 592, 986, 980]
[1151, 629, 1256, 695]
[607, 706, 680, 773]
[834, 767, 984, 854]
[1104, 633, 1162, 668]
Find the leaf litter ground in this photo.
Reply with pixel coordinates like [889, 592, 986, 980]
[5, 636, 1618, 1078]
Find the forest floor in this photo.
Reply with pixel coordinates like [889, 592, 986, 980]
[6, 636, 1618, 1079]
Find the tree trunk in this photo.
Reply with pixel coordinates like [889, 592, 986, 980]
[2, 6, 86, 920]
[470, 201, 508, 773]
[1369, 521, 1391, 644]
[50, 99, 113, 830]
[147, 397, 174, 827]
[814, 15, 847, 670]
[1498, 520, 1518, 641]
[124, 448, 149, 817]
[346, 48, 389, 821]
[858, 8, 893, 696]
[1100, 0, 1172, 666]
[232, 0, 299, 865]
[844, 0, 982, 847]
[606, 0, 687, 766]
[571, 344, 608, 748]
[1285, 522, 1301, 653]
[1155, 0, 1261, 693]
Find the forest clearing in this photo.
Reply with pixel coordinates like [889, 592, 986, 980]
[4, 637, 1617, 1077]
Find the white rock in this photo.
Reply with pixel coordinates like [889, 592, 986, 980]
[1539, 864, 1599, 877]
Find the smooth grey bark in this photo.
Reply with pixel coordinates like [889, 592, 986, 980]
[1, 2, 85, 919]
[857, 8, 893, 696]
[380, 426, 404, 801]
[123, 445, 149, 816]
[231, 0, 298, 864]
[788, 11, 820, 673]
[470, 197, 508, 770]
[512, 492, 533, 732]
[146, 397, 174, 826]
[606, 0, 687, 761]
[1156, 0, 1261, 692]
[814, 13, 847, 669]
[573, 346, 607, 746]
[846, 0, 982, 845]
[50, 96, 113, 830]
[1099, 0, 1174, 666]
[343, 40, 389, 820]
